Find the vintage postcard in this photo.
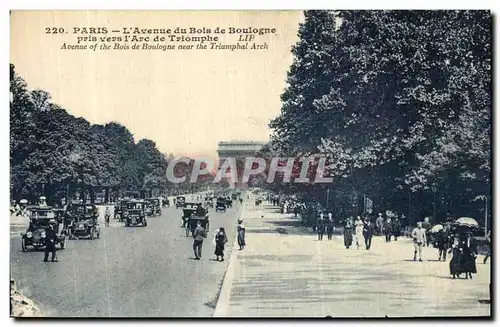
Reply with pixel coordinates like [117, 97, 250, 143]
[9, 10, 491, 318]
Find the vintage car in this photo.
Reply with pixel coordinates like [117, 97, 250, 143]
[115, 198, 132, 221]
[145, 198, 162, 217]
[124, 200, 148, 227]
[21, 207, 66, 251]
[65, 203, 100, 240]
[204, 197, 214, 208]
[215, 197, 227, 212]
[184, 207, 209, 237]
[176, 196, 186, 208]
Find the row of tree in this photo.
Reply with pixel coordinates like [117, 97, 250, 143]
[10, 64, 208, 204]
[263, 10, 491, 227]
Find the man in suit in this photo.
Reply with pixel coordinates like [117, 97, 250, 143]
[384, 218, 393, 243]
[392, 217, 402, 241]
[192, 221, 206, 260]
[363, 218, 375, 250]
[44, 220, 58, 262]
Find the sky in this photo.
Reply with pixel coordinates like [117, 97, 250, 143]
[10, 11, 303, 159]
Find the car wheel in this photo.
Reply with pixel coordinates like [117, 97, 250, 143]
[97, 233, 100, 239]
[89, 228, 95, 240]
[21, 237, 27, 252]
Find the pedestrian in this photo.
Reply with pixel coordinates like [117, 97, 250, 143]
[461, 231, 478, 279]
[39, 196, 48, 207]
[363, 218, 375, 250]
[44, 219, 58, 262]
[392, 217, 402, 241]
[484, 230, 491, 264]
[294, 206, 298, 218]
[355, 216, 364, 249]
[192, 221, 206, 260]
[237, 219, 246, 250]
[422, 217, 432, 247]
[316, 213, 325, 241]
[214, 227, 228, 262]
[437, 227, 451, 261]
[343, 216, 354, 249]
[326, 215, 335, 240]
[384, 218, 392, 243]
[449, 235, 463, 279]
[376, 213, 384, 236]
[411, 222, 427, 262]
[104, 206, 111, 227]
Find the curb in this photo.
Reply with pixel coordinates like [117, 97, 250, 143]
[213, 201, 247, 317]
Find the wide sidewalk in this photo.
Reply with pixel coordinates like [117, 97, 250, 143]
[214, 200, 491, 318]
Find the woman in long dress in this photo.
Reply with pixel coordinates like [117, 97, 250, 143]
[214, 227, 228, 262]
[355, 216, 365, 249]
[237, 219, 246, 250]
[449, 236, 463, 279]
[461, 231, 478, 279]
[343, 217, 354, 249]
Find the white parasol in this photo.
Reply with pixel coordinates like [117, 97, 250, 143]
[454, 217, 479, 229]
[430, 224, 444, 233]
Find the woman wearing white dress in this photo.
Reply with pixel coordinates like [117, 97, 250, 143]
[355, 216, 365, 249]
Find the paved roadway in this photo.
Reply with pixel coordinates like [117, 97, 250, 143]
[10, 202, 243, 317]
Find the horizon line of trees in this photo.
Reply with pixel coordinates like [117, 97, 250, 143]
[259, 10, 491, 228]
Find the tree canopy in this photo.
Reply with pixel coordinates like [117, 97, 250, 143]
[10, 64, 172, 203]
[268, 10, 491, 226]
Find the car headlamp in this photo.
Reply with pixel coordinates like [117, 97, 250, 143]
[26, 232, 33, 238]
[41, 231, 46, 238]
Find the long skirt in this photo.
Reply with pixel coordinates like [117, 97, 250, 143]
[214, 242, 225, 256]
[344, 232, 353, 248]
[462, 253, 477, 274]
[449, 249, 463, 276]
[238, 231, 246, 247]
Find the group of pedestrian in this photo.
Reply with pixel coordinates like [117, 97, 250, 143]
[341, 216, 375, 250]
[374, 213, 403, 242]
[315, 213, 336, 241]
[448, 230, 480, 279]
[191, 219, 246, 261]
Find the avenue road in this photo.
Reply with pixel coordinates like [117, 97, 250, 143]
[10, 202, 243, 317]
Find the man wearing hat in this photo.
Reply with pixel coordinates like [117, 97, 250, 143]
[19, 199, 29, 219]
[44, 219, 58, 262]
[39, 196, 48, 207]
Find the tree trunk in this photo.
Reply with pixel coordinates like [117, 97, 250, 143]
[105, 187, 110, 203]
[89, 187, 95, 203]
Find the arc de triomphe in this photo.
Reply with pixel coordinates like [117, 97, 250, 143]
[216, 141, 267, 189]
